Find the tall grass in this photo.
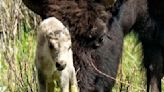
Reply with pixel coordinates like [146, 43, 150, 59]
[1, 0, 163, 92]
[0, 0, 40, 92]
[113, 32, 146, 92]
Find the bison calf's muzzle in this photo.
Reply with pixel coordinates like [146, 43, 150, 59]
[56, 60, 66, 71]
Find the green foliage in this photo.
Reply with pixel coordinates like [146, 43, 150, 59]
[113, 32, 146, 92]
[0, 0, 40, 92]
[0, 22, 38, 92]
[0, 30, 37, 92]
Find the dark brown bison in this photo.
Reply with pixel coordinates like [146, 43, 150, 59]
[111, 0, 164, 91]
[22, 0, 123, 92]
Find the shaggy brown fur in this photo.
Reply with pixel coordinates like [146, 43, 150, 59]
[23, 0, 124, 92]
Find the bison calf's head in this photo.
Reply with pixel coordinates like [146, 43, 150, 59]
[38, 17, 72, 71]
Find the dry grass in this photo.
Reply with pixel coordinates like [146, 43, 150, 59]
[0, 0, 40, 92]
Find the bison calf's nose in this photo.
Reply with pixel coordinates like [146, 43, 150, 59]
[56, 61, 66, 71]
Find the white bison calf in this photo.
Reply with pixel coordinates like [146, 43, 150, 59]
[35, 17, 79, 92]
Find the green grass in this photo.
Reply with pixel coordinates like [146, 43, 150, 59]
[0, 27, 37, 92]
[0, 0, 39, 91]
[113, 32, 146, 92]
[1, 0, 164, 92]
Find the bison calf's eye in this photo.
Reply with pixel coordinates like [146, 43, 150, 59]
[48, 42, 54, 49]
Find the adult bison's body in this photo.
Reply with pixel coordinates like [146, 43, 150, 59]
[112, 0, 164, 91]
[23, 0, 123, 92]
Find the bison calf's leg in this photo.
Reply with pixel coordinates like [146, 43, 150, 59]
[69, 68, 79, 92]
[60, 72, 70, 92]
[60, 67, 79, 92]
[37, 70, 46, 92]
[47, 82, 55, 92]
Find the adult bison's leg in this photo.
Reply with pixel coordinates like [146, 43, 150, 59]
[150, 75, 161, 92]
[146, 70, 150, 92]
[147, 69, 162, 92]
[142, 44, 163, 92]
